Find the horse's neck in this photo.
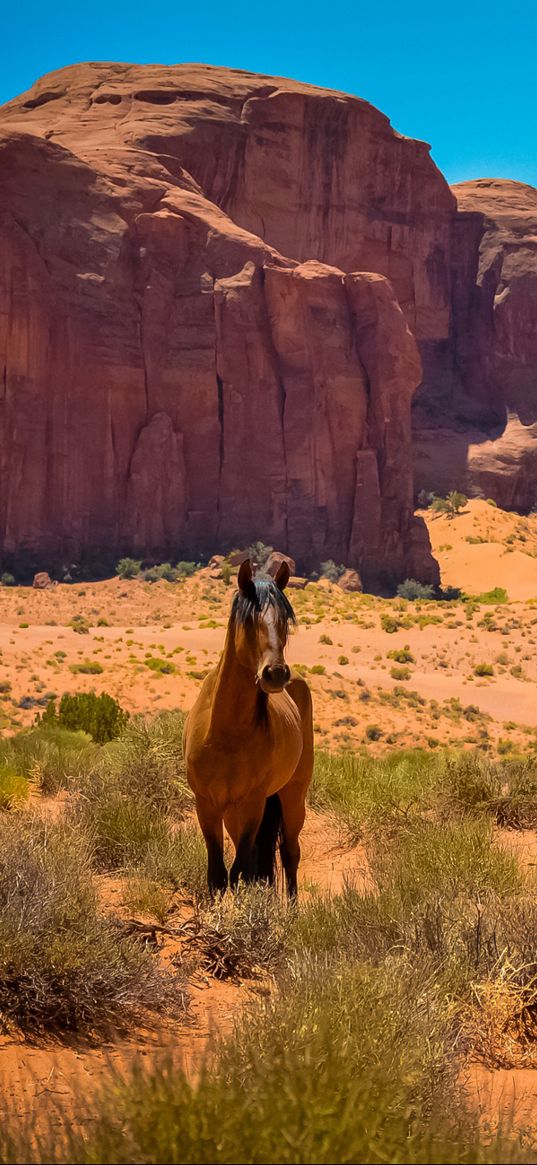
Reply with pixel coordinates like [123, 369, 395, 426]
[210, 632, 263, 735]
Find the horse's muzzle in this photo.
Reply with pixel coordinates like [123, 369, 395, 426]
[259, 663, 291, 693]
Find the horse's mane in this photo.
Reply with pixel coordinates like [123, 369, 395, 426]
[231, 573, 296, 632]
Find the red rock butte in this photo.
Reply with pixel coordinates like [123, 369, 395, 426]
[0, 63, 535, 584]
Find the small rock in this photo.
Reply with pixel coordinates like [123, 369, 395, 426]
[32, 571, 56, 590]
[287, 576, 308, 589]
[265, 551, 296, 578]
[337, 568, 363, 593]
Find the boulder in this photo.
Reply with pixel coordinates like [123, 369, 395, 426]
[337, 568, 363, 593]
[265, 551, 296, 579]
[32, 571, 55, 589]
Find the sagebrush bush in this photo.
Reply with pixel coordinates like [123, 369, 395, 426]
[7, 957, 530, 1164]
[115, 558, 142, 579]
[396, 578, 435, 600]
[0, 725, 98, 795]
[0, 815, 183, 1034]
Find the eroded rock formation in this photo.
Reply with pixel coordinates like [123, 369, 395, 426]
[1, 63, 535, 585]
[414, 179, 537, 510]
[0, 62, 441, 587]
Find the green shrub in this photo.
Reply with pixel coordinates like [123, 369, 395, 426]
[474, 587, 509, 604]
[388, 644, 415, 663]
[0, 764, 29, 809]
[175, 561, 198, 578]
[77, 712, 193, 871]
[69, 660, 104, 675]
[474, 662, 494, 677]
[40, 692, 128, 743]
[396, 579, 435, 600]
[431, 491, 468, 517]
[0, 572, 15, 587]
[0, 726, 97, 796]
[380, 613, 401, 633]
[116, 558, 142, 579]
[145, 656, 176, 675]
[319, 559, 345, 582]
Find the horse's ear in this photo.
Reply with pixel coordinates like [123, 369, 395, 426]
[274, 561, 290, 592]
[238, 558, 255, 596]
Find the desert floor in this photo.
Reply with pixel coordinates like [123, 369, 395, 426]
[1, 500, 536, 757]
[1, 497, 537, 1148]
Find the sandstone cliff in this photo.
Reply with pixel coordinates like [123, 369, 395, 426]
[414, 179, 537, 511]
[0, 62, 442, 587]
[1, 64, 535, 585]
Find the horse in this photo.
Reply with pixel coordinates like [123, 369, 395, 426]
[184, 558, 313, 897]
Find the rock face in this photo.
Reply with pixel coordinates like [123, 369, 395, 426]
[413, 179, 537, 511]
[0, 62, 440, 588]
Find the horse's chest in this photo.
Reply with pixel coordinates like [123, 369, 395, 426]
[191, 703, 302, 804]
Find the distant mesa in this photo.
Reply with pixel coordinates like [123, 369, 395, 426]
[0, 63, 535, 587]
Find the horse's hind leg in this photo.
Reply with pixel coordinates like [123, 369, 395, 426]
[195, 795, 227, 895]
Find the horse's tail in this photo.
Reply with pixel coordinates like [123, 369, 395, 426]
[254, 793, 283, 885]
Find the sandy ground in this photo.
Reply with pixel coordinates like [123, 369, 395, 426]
[1, 499, 537, 1144]
[0, 808, 369, 1136]
[1, 500, 536, 754]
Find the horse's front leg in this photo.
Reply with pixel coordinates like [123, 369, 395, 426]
[277, 779, 308, 899]
[225, 797, 266, 889]
[195, 795, 227, 896]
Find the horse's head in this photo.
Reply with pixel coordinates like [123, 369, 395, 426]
[231, 559, 296, 693]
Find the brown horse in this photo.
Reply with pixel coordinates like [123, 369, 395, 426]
[184, 559, 313, 897]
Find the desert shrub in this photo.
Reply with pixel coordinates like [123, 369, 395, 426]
[125, 824, 207, 919]
[0, 815, 182, 1034]
[78, 712, 193, 870]
[390, 665, 410, 680]
[388, 644, 415, 663]
[100, 712, 189, 811]
[0, 764, 29, 809]
[145, 656, 176, 674]
[416, 488, 436, 508]
[431, 491, 468, 517]
[175, 561, 198, 578]
[116, 558, 142, 579]
[474, 587, 509, 604]
[319, 633, 333, 645]
[474, 662, 494, 677]
[187, 882, 292, 979]
[318, 559, 345, 582]
[142, 563, 181, 583]
[0, 572, 15, 587]
[0, 725, 98, 796]
[16, 955, 528, 1165]
[310, 749, 439, 837]
[365, 724, 383, 741]
[69, 660, 104, 675]
[396, 578, 435, 600]
[439, 585, 462, 601]
[69, 615, 90, 634]
[380, 612, 401, 633]
[40, 691, 128, 743]
[246, 541, 273, 569]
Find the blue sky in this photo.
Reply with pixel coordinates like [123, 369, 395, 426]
[3, 0, 536, 186]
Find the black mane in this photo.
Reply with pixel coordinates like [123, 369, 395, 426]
[231, 573, 296, 631]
